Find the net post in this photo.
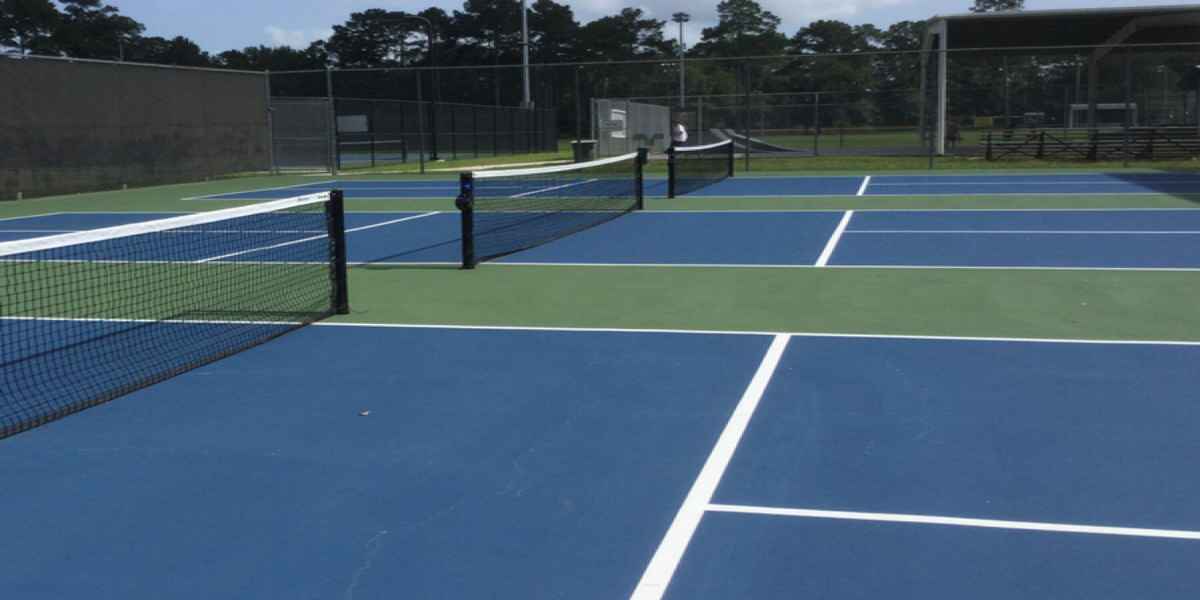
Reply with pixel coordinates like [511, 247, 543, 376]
[726, 138, 735, 178]
[666, 145, 677, 198]
[456, 172, 477, 269]
[636, 148, 648, 210]
[327, 189, 350, 315]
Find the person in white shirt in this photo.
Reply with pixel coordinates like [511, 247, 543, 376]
[671, 121, 689, 147]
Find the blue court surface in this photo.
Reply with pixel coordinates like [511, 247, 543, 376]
[3, 325, 1198, 598]
[8, 208, 1200, 269]
[192, 172, 1200, 200]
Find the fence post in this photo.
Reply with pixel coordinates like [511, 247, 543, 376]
[1036, 130, 1045, 159]
[325, 67, 338, 176]
[812, 92, 820, 156]
[574, 66, 584, 147]
[415, 71, 427, 174]
[450, 104, 457, 160]
[472, 105, 480, 158]
[741, 64, 751, 172]
[985, 131, 993, 161]
[265, 70, 277, 175]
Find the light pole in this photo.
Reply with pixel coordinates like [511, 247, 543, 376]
[521, 0, 532, 109]
[672, 13, 690, 110]
[382, 13, 440, 165]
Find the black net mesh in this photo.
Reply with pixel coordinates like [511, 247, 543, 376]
[668, 140, 735, 198]
[0, 194, 345, 439]
[457, 152, 645, 267]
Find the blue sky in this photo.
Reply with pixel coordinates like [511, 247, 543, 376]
[113, 0, 1191, 53]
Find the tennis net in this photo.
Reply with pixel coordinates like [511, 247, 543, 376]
[0, 191, 349, 439]
[455, 149, 647, 268]
[667, 140, 735, 198]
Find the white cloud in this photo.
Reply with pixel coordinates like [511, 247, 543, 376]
[265, 25, 332, 48]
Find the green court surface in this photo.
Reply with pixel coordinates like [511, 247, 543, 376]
[4, 167, 1200, 343]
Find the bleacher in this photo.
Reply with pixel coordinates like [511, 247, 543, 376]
[983, 127, 1200, 161]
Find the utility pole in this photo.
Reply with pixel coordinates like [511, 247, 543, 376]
[672, 13, 691, 110]
[521, 0, 532, 109]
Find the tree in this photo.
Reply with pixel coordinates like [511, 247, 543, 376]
[0, 0, 61, 54]
[970, 0, 1024, 12]
[528, 0, 578, 63]
[576, 8, 670, 60]
[692, 0, 788, 58]
[217, 44, 327, 71]
[785, 21, 884, 125]
[325, 9, 437, 68]
[879, 20, 927, 52]
[124, 35, 211, 66]
[454, 0, 522, 61]
[575, 9, 673, 101]
[52, 0, 144, 59]
[791, 20, 879, 54]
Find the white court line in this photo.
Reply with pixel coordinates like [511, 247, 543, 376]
[823, 263, 1200, 273]
[11, 316, 1200, 347]
[642, 207, 1200, 213]
[706, 504, 1200, 541]
[318, 321, 1200, 347]
[856, 176, 871, 196]
[510, 178, 599, 199]
[846, 229, 1200, 235]
[197, 234, 330, 263]
[1, 228, 324, 235]
[196, 211, 439, 262]
[0, 229, 77, 233]
[358, 260, 1200, 273]
[343, 211, 440, 233]
[181, 180, 336, 201]
[0, 212, 65, 222]
[304, 186, 463, 192]
[871, 179, 1200, 187]
[685, 192, 1200, 199]
[630, 335, 791, 600]
[815, 210, 854, 267]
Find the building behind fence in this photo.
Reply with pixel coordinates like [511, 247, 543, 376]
[1, 54, 270, 200]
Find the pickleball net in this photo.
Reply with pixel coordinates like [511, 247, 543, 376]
[667, 140, 735, 198]
[0, 191, 349, 439]
[455, 149, 647, 268]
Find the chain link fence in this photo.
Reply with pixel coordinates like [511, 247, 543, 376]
[2, 54, 270, 200]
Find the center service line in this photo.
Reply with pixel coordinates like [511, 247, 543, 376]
[629, 334, 791, 600]
[856, 175, 872, 196]
[815, 210, 854, 267]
